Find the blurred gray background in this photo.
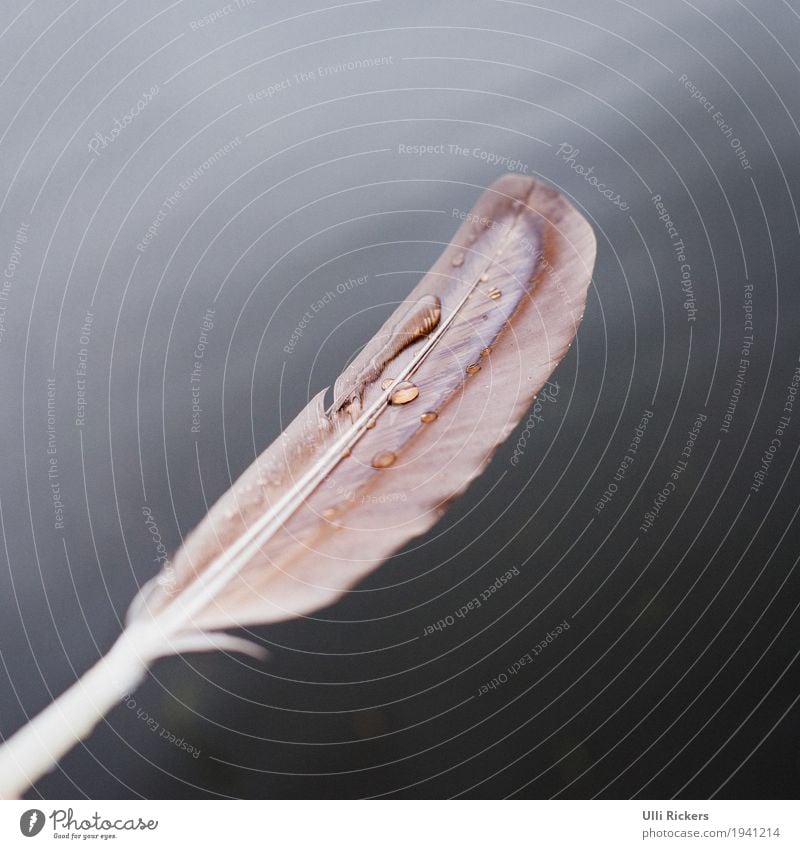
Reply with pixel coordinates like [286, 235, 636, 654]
[0, 0, 799, 798]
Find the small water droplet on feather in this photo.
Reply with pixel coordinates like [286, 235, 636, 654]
[372, 451, 397, 469]
[466, 363, 482, 375]
[420, 411, 438, 423]
[451, 252, 465, 267]
[487, 287, 502, 300]
[390, 381, 419, 405]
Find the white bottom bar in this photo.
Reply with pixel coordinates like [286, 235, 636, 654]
[2, 799, 797, 847]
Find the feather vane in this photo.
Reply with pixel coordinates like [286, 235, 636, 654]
[132, 175, 596, 635]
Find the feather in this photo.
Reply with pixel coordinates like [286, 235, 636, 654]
[0, 175, 595, 798]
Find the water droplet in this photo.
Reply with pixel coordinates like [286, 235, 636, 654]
[451, 252, 465, 268]
[322, 507, 337, 521]
[381, 378, 394, 390]
[487, 287, 502, 300]
[366, 419, 377, 429]
[480, 346, 492, 357]
[480, 273, 489, 282]
[466, 363, 482, 375]
[341, 447, 351, 458]
[420, 411, 438, 423]
[390, 381, 419, 405]
[371, 451, 396, 469]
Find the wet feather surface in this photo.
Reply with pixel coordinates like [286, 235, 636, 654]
[130, 175, 597, 636]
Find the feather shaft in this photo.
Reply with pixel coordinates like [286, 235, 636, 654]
[155, 239, 508, 634]
[0, 626, 160, 799]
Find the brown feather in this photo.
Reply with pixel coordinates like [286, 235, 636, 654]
[128, 175, 596, 636]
